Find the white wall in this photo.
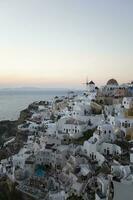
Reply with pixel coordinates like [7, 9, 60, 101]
[99, 143, 121, 155]
[82, 141, 105, 166]
[122, 97, 133, 109]
[130, 153, 133, 163]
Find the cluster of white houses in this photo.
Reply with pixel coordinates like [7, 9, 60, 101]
[0, 79, 133, 200]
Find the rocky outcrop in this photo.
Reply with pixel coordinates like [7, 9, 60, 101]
[0, 120, 17, 146]
[0, 177, 23, 200]
[0, 106, 31, 159]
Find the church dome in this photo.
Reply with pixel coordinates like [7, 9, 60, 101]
[107, 79, 118, 85]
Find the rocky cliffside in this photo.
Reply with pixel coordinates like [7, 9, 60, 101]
[0, 106, 32, 160]
[0, 176, 23, 200]
[0, 120, 17, 146]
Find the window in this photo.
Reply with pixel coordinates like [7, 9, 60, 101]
[84, 149, 87, 154]
[104, 130, 106, 134]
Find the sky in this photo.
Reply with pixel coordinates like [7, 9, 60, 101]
[0, 0, 133, 89]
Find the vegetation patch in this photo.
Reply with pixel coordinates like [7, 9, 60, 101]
[72, 128, 96, 145]
[67, 194, 84, 200]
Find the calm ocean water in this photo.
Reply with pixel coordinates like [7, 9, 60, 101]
[0, 89, 68, 121]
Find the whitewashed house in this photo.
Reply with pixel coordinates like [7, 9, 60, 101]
[93, 123, 116, 144]
[96, 175, 113, 200]
[99, 143, 121, 156]
[36, 144, 68, 168]
[82, 140, 105, 166]
[36, 147, 56, 167]
[24, 155, 35, 176]
[18, 121, 39, 133]
[118, 117, 133, 130]
[122, 97, 133, 109]
[48, 190, 67, 200]
[130, 148, 133, 163]
[72, 102, 91, 118]
[57, 117, 87, 138]
[46, 122, 57, 136]
[111, 165, 129, 179]
[108, 115, 120, 128]
[12, 148, 31, 169]
[82, 122, 120, 166]
[71, 181, 83, 196]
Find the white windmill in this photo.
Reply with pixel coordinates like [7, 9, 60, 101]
[83, 77, 89, 91]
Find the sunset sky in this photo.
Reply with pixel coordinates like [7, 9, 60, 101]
[0, 0, 133, 88]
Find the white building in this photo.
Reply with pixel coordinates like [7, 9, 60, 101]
[93, 123, 116, 144]
[99, 143, 121, 156]
[130, 148, 133, 163]
[120, 118, 133, 129]
[82, 141, 105, 166]
[101, 78, 119, 96]
[36, 144, 68, 168]
[57, 117, 87, 138]
[96, 175, 113, 200]
[49, 190, 67, 200]
[87, 81, 96, 93]
[111, 165, 131, 179]
[122, 97, 133, 109]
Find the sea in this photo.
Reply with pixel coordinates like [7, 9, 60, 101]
[0, 89, 69, 121]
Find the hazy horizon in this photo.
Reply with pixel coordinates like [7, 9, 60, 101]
[0, 79, 132, 90]
[0, 0, 133, 88]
